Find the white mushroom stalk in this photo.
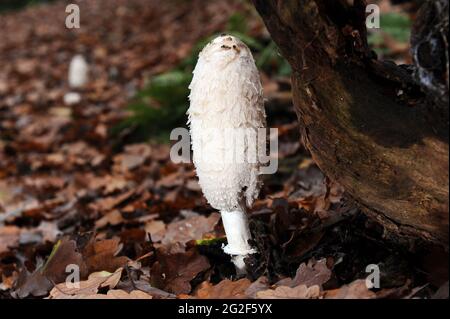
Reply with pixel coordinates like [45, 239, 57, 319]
[188, 35, 266, 274]
[221, 210, 256, 272]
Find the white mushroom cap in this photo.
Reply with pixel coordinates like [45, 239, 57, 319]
[68, 54, 89, 89]
[188, 34, 266, 212]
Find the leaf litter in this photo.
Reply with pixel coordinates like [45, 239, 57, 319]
[0, 0, 446, 299]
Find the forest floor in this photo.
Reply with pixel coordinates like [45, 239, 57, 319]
[0, 0, 448, 299]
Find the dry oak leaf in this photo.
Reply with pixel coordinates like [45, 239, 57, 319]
[19, 221, 62, 244]
[145, 220, 166, 242]
[150, 244, 210, 295]
[0, 226, 20, 254]
[278, 258, 331, 288]
[43, 238, 88, 284]
[195, 278, 252, 299]
[156, 171, 184, 188]
[95, 210, 124, 229]
[82, 237, 129, 273]
[50, 289, 153, 299]
[256, 285, 321, 299]
[88, 189, 136, 212]
[118, 278, 176, 299]
[105, 289, 153, 299]
[82, 174, 128, 195]
[48, 268, 123, 299]
[324, 279, 376, 299]
[0, 272, 18, 291]
[432, 281, 449, 299]
[245, 276, 270, 299]
[113, 143, 151, 173]
[161, 212, 220, 246]
[11, 263, 53, 298]
[12, 238, 87, 298]
[36, 221, 63, 242]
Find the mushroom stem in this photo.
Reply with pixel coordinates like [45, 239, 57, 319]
[220, 210, 256, 274]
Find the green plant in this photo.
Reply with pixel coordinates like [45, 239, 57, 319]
[0, 0, 57, 13]
[112, 70, 191, 143]
[368, 12, 412, 56]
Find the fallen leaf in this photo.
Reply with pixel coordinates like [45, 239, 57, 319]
[82, 237, 129, 273]
[95, 210, 124, 229]
[195, 279, 251, 299]
[0, 226, 20, 254]
[105, 289, 153, 299]
[0, 272, 17, 291]
[11, 264, 53, 298]
[113, 143, 151, 173]
[94, 269, 123, 289]
[161, 213, 220, 246]
[245, 276, 270, 299]
[118, 279, 176, 299]
[145, 220, 166, 242]
[432, 281, 449, 299]
[88, 189, 136, 212]
[150, 245, 210, 294]
[257, 285, 321, 299]
[48, 268, 123, 299]
[324, 279, 376, 299]
[156, 172, 184, 188]
[11, 238, 88, 298]
[281, 258, 331, 288]
[43, 239, 88, 284]
[36, 221, 62, 242]
[49, 288, 152, 299]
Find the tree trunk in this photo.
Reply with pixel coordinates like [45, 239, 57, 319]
[252, 0, 449, 246]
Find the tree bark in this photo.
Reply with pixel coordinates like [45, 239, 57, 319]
[252, 0, 449, 246]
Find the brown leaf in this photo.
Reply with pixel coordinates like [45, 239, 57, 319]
[156, 172, 184, 188]
[245, 276, 270, 299]
[112, 143, 151, 173]
[0, 272, 18, 291]
[145, 220, 166, 242]
[282, 231, 325, 260]
[35, 221, 62, 243]
[23, 175, 66, 191]
[95, 210, 124, 229]
[0, 226, 20, 254]
[43, 239, 88, 284]
[49, 289, 153, 299]
[48, 268, 123, 299]
[88, 189, 136, 212]
[432, 281, 449, 299]
[161, 213, 220, 246]
[324, 279, 376, 299]
[118, 279, 176, 299]
[115, 154, 146, 173]
[256, 285, 321, 299]
[83, 175, 128, 195]
[285, 258, 331, 288]
[150, 245, 210, 294]
[82, 237, 129, 273]
[195, 278, 251, 299]
[12, 238, 88, 298]
[11, 265, 53, 298]
[105, 289, 153, 299]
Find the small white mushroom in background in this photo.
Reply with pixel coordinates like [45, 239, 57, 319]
[63, 92, 82, 106]
[188, 34, 266, 274]
[64, 55, 89, 106]
[68, 54, 89, 89]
